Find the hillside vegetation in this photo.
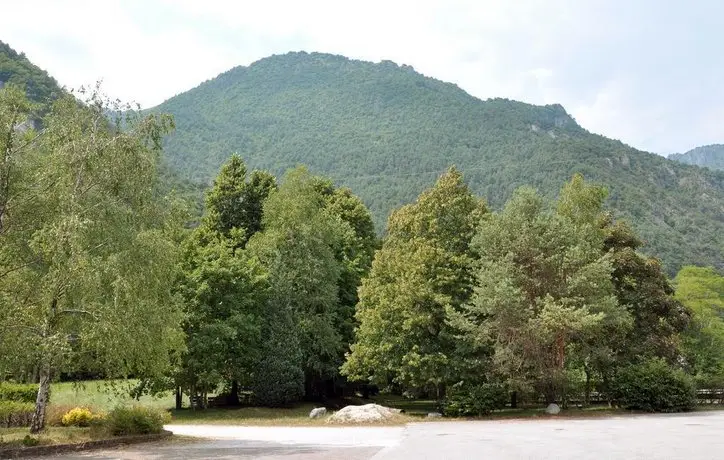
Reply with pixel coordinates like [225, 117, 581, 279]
[670, 144, 724, 171]
[0, 40, 60, 103]
[153, 52, 724, 274]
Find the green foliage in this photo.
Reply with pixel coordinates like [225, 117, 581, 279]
[175, 155, 277, 401]
[178, 232, 268, 392]
[249, 167, 344, 399]
[604, 219, 690, 363]
[61, 407, 94, 427]
[443, 383, 508, 417]
[0, 86, 185, 431]
[21, 435, 40, 447]
[674, 266, 724, 387]
[152, 51, 724, 275]
[105, 406, 169, 436]
[0, 401, 34, 427]
[610, 359, 696, 412]
[0, 383, 38, 403]
[251, 303, 305, 407]
[343, 168, 485, 393]
[450, 176, 630, 402]
[0, 40, 61, 103]
[203, 154, 276, 245]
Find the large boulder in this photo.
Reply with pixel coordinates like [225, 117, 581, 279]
[546, 403, 561, 415]
[309, 407, 327, 419]
[327, 404, 402, 423]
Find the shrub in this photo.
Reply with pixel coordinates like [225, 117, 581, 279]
[443, 382, 508, 417]
[22, 435, 40, 447]
[0, 401, 34, 427]
[610, 359, 697, 412]
[105, 406, 170, 436]
[0, 383, 38, 403]
[61, 407, 94, 427]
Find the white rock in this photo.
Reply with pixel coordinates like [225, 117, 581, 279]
[309, 407, 327, 419]
[427, 412, 443, 418]
[546, 403, 561, 415]
[327, 404, 402, 423]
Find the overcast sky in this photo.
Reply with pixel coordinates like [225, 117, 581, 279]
[2, 0, 721, 155]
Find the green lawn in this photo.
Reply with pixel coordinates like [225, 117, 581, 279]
[49, 380, 180, 413]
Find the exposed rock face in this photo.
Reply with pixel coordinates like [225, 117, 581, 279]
[327, 404, 402, 423]
[546, 403, 561, 415]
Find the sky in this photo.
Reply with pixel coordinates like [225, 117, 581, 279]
[1, 0, 722, 155]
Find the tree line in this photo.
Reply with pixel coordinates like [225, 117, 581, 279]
[1, 84, 722, 433]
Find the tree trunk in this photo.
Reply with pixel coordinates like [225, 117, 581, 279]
[29, 366, 51, 434]
[175, 387, 183, 410]
[584, 366, 591, 407]
[229, 380, 240, 406]
[510, 391, 518, 409]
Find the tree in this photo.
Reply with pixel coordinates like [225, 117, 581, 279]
[203, 153, 276, 246]
[343, 167, 485, 397]
[248, 167, 344, 402]
[674, 266, 724, 387]
[451, 177, 628, 403]
[0, 86, 183, 432]
[601, 216, 690, 370]
[176, 155, 275, 406]
[176, 230, 268, 405]
[312, 178, 377, 349]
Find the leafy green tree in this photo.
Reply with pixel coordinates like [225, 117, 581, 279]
[312, 178, 377, 348]
[176, 230, 268, 403]
[249, 167, 344, 401]
[0, 86, 183, 433]
[343, 167, 485, 397]
[451, 177, 627, 403]
[602, 218, 690, 364]
[674, 266, 724, 387]
[203, 153, 276, 246]
[176, 155, 275, 405]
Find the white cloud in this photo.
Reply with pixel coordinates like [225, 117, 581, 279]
[1, 0, 722, 154]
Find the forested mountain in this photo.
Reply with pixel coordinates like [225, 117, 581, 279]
[669, 145, 724, 171]
[152, 52, 724, 274]
[0, 40, 60, 103]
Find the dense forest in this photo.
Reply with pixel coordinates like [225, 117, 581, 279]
[152, 51, 724, 275]
[670, 144, 724, 171]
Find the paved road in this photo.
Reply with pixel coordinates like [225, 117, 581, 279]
[41, 412, 724, 459]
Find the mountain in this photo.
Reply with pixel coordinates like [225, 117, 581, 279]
[669, 145, 724, 171]
[152, 52, 723, 274]
[0, 40, 61, 103]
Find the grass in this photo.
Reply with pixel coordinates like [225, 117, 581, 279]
[49, 380, 180, 413]
[0, 426, 97, 447]
[170, 404, 316, 426]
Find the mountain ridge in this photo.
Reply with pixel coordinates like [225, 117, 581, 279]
[669, 144, 724, 171]
[1, 44, 721, 274]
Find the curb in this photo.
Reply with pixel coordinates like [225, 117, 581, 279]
[0, 430, 173, 459]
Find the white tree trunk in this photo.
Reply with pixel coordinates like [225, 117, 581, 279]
[29, 365, 51, 434]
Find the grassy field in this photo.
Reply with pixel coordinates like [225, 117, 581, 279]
[49, 380, 180, 413]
